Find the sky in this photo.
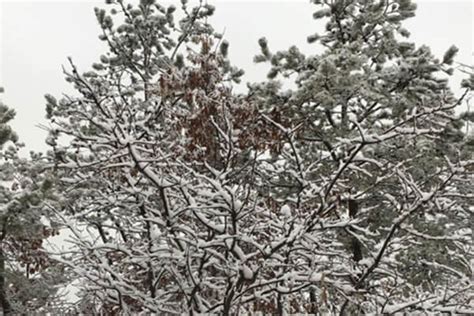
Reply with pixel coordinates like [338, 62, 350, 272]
[0, 0, 472, 153]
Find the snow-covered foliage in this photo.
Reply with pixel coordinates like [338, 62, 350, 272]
[44, 0, 473, 314]
[0, 92, 68, 314]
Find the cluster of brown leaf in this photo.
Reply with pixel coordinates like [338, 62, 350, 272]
[157, 37, 291, 165]
[9, 227, 59, 274]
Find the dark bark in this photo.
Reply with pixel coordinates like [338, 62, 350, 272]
[309, 289, 318, 314]
[351, 237, 363, 263]
[348, 199, 359, 218]
[0, 247, 12, 315]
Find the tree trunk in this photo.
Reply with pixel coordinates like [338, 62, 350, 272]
[0, 247, 12, 315]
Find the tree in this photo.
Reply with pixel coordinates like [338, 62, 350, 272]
[45, 0, 473, 314]
[250, 0, 473, 313]
[0, 91, 67, 314]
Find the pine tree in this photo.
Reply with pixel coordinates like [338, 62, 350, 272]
[0, 91, 67, 314]
[250, 0, 473, 313]
[46, 0, 472, 314]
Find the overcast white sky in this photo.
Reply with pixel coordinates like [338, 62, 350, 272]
[0, 0, 472, 153]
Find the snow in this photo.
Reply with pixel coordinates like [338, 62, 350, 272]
[280, 204, 291, 218]
[56, 279, 81, 304]
[240, 264, 254, 280]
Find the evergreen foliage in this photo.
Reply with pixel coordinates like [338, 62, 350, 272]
[0, 91, 67, 314]
[3, 0, 470, 314]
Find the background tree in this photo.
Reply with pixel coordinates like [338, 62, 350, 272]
[0, 90, 67, 314]
[45, 0, 472, 314]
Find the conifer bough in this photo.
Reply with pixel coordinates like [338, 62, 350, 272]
[44, 0, 473, 314]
